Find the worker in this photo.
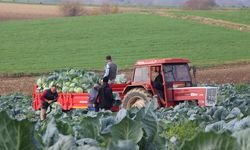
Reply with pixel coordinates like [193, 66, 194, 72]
[103, 55, 117, 84]
[88, 84, 100, 112]
[154, 73, 164, 99]
[40, 85, 58, 121]
[95, 77, 114, 111]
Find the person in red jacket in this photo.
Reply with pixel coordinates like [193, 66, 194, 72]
[40, 85, 58, 120]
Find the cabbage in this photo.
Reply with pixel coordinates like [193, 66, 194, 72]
[36, 69, 101, 93]
[72, 77, 80, 83]
[74, 87, 84, 93]
[69, 83, 76, 87]
[115, 74, 127, 84]
[49, 81, 56, 88]
[36, 77, 45, 86]
[62, 87, 69, 93]
[69, 88, 74, 93]
[64, 82, 71, 86]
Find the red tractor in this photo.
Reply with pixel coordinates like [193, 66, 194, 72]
[121, 58, 218, 108]
[33, 58, 217, 111]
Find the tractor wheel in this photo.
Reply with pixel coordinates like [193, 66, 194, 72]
[123, 88, 152, 109]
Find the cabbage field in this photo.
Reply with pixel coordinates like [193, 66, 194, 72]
[0, 83, 250, 150]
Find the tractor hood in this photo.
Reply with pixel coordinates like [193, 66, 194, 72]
[167, 87, 218, 106]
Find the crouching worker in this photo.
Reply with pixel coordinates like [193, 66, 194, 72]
[88, 84, 100, 112]
[40, 85, 58, 121]
[95, 77, 114, 111]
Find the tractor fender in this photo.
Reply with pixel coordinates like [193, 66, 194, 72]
[123, 85, 147, 95]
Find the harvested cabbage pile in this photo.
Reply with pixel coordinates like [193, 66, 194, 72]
[36, 69, 100, 93]
[114, 74, 127, 84]
[36, 69, 128, 93]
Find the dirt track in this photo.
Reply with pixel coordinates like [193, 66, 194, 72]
[1, 63, 250, 95]
[154, 11, 250, 32]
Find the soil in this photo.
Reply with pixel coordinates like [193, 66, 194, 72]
[0, 76, 37, 95]
[0, 3, 63, 21]
[1, 63, 250, 95]
[196, 63, 250, 84]
[0, 3, 145, 21]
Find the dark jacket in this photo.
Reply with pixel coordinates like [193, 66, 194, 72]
[97, 83, 114, 110]
[41, 89, 58, 103]
[154, 74, 163, 91]
[154, 74, 164, 99]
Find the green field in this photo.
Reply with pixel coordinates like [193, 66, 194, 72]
[0, 13, 250, 73]
[169, 9, 250, 25]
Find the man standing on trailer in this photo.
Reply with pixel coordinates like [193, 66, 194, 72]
[40, 85, 58, 121]
[103, 55, 117, 84]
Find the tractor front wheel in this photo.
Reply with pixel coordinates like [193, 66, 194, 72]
[123, 88, 152, 109]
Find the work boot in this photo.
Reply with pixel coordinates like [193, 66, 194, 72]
[40, 109, 47, 121]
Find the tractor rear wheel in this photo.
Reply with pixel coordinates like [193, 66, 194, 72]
[123, 88, 152, 109]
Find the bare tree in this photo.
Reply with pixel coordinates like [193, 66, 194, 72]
[100, 0, 119, 15]
[184, 0, 217, 10]
[60, 0, 88, 16]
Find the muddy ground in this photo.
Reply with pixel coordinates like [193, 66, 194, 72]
[1, 63, 250, 95]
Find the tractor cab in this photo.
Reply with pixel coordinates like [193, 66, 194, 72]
[150, 63, 193, 106]
[122, 58, 217, 109]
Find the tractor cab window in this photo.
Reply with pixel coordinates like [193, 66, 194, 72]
[133, 67, 149, 82]
[163, 64, 191, 82]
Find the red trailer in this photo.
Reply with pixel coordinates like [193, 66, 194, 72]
[32, 84, 128, 111]
[32, 58, 218, 111]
